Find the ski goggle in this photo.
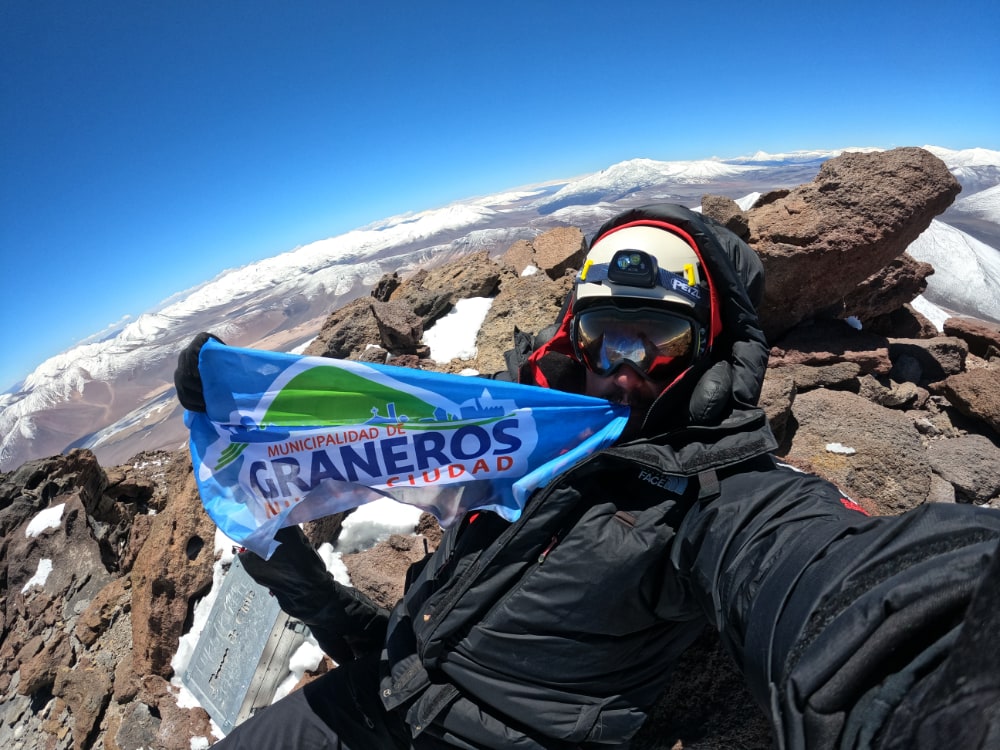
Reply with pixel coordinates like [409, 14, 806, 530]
[572, 306, 703, 381]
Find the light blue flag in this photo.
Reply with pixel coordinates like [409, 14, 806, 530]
[186, 339, 628, 558]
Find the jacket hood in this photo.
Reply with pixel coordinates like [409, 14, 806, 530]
[523, 203, 770, 435]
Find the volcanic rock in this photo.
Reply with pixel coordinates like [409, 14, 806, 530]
[926, 434, 1000, 505]
[700, 194, 750, 240]
[389, 250, 503, 325]
[939, 367, 1000, 436]
[841, 253, 935, 323]
[370, 298, 424, 355]
[303, 295, 382, 360]
[888, 336, 968, 385]
[500, 226, 586, 279]
[747, 147, 961, 340]
[943, 316, 1000, 359]
[780, 389, 931, 515]
[768, 319, 892, 375]
[471, 271, 575, 376]
[129, 459, 216, 679]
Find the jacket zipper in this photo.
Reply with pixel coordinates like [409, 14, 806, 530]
[537, 535, 559, 564]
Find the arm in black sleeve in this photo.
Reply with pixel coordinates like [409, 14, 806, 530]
[239, 526, 389, 664]
[670, 463, 1000, 749]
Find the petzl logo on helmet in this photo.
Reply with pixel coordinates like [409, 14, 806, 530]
[670, 276, 702, 300]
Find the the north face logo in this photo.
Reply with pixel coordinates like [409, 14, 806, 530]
[638, 469, 688, 494]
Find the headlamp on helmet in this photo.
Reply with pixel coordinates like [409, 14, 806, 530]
[574, 224, 709, 320]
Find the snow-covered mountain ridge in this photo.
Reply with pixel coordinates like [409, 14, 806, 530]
[2, 146, 999, 472]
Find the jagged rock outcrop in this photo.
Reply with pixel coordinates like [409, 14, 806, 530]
[943, 316, 1000, 359]
[746, 147, 961, 341]
[0, 450, 215, 750]
[500, 226, 586, 279]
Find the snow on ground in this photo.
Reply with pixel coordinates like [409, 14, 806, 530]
[21, 559, 53, 592]
[908, 220, 1000, 323]
[25, 503, 65, 537]
[910, 295, 951, 332]
[421, 297, 494, 362]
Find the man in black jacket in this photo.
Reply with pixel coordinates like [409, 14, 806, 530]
[177, 203, 1000, 749]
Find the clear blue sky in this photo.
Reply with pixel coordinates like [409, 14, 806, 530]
[2, 0, 998, 393]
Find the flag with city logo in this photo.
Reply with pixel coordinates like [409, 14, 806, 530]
[185, 338, 628, 557]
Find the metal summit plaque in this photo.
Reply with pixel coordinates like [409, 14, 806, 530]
[182, 555, 308, 734]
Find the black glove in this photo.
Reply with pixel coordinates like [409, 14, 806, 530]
[239, 526, 389, 663]
[174, 332, 223, 412]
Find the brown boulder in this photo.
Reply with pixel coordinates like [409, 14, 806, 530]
[75, 576, 132, 647]
[781, 389, 931, 515]
[768, 319, 892, 375]
[888, 336, 968, 385]
[747, 147, 961, 341]
[343, 533, 433, 609]
[758, 371, 796, 445]
[500, 227, 586, 279]
[700, 194, 750, 240]
[943, 316, 1000, 359]
[531, 226, 587, 279]
[500, 239, 536, 275]
[472, 272, 575, 376]
[940, 367, 1000, 436]
[370, 298, 424, 355]
[841, 253, 934, 323]
[865, 303, 939, 339]
[770, 362, 861, 393]
[303, 296, 381, 360]
[858, 375, 925, 410]
[926, 435, 1000, 505]
[53, 657, 113, 750]
[390, 250, 503, 325]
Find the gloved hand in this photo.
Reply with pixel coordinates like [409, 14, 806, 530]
[239, 526, 390, 663]
[174, 332, 223, 412]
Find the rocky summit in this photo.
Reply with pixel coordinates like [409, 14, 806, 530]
[3, 147, 1000, 749]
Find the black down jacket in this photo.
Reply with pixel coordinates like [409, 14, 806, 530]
[378, 204, 1000, 749]
[379, 205, 783, 747]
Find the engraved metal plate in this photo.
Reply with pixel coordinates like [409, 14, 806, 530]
[182, 555, 307, 734]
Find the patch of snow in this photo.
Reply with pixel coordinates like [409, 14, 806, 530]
[25, 503, 65, 537]
[422, 297, 494, 362]
[271, 640, 326, 703]
[907, 220, 1000, 323]
[21, 558, 53, 592]
[288, 338, 316, 355]
[826, 443, 857, 455]
[922, 145, 1000, 169]
[955, 183, 1000, 224]
[170, 528, 239, 709]
[910, 295, 950, 332]
[521, 265, 539, 277]
[334, 497, 425, 553]
[844, 316, 863, 331]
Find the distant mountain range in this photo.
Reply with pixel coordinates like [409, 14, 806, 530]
[2, 146, 999, 472]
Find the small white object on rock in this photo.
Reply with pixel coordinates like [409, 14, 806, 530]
[826, 442, 857, 455]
